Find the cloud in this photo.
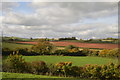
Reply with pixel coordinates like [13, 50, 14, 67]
[2, 2, 118, 39]
[0, 2, 19, 12]
[3, 2, 118, 25]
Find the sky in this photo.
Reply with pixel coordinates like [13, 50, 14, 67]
[1, 1, 119, 39]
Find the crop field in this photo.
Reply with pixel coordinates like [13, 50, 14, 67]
[17, 41, 119, 49]
[23, 56, 117, 66]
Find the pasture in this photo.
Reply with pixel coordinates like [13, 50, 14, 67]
[23, 56, 117, 66]
[2, 42, 32, 50]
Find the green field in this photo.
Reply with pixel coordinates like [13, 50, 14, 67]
[2, 72, 88, 80]
[2, 72, 63, 78]
[2, 42, 32, 50]
[23, 56, 117, 66]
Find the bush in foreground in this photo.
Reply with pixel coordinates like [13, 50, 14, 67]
[3, 53, 26, 73]
[31, 61, 49, 75]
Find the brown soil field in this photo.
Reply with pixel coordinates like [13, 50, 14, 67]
[16, 41, 119, 49]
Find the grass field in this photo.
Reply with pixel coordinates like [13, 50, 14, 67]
[2, 72, 62, 78]
[2, 42, 32, 50]
[23, 56, 117, 66]
[2, 72, 88, 80]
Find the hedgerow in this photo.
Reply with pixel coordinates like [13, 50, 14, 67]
[3, 54, 120, 79]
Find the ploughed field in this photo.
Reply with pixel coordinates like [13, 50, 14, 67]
[17, 41, 119, 49]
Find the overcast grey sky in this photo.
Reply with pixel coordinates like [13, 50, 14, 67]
[1, 2, 119, 39]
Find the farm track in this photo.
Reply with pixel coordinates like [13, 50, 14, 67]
[16, 41, 119, 49]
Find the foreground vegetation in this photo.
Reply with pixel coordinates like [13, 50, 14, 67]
[2, 54, 120, 79]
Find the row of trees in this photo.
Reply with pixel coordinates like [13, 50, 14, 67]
[59, 37, 77, 40]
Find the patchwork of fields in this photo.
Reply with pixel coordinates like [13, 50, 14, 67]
[2, 42, 119, 78]
[17, 41, 119, 49]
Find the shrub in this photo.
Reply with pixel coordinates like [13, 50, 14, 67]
[54, 49, 68, 55]
[31, 40, 55, 55]
[14, 48, 29, 55]
[90, 50, 99, 56]
[3, 53, 27, 73]
[2, 48, 13, 55]
[47, 64, 58, 76]
[65, 45, 79, 51]
[83, 63, 120, 79]
[81, 49, 92, 56]
[98, 48, 120, 64]
[55, 62, 72, 77]
[31, 61, 49, 75]
[23, 62, 33, 73]
[65, 45, 83, 56]
[69, 66, 83, 77]
[68, 48, 79, 53]
[54, 62, 83, 77]
[98, 49, 110, 57]
[84, 64, 102, 79]
[108, 48, 120, 64]
[100, 63, 120, 79]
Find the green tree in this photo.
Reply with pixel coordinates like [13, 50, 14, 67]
[65, 45, 79, 54]
[31, 40, 55, 55]
[65, 45, 78, 50]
